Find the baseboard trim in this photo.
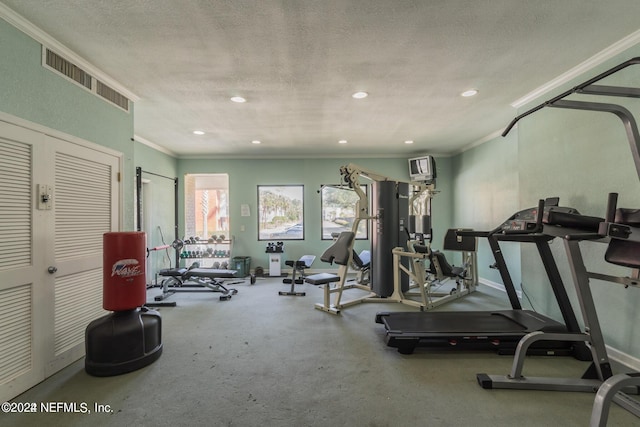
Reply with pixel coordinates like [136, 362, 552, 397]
[478, 278, 522, 299]
[607, 344, 640, 372]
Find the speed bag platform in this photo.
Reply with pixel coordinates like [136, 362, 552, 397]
[85, 307, 162, 377]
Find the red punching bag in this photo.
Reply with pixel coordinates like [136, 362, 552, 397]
[103, 231, 146, 311]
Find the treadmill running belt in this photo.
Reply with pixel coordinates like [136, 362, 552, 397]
[376, 310, 571, 355]
[382, 312, 527, 334]
[380, 310, 564, 335]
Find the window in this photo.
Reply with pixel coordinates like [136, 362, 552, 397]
[258, 185, 304, 240]
[321, 185, 368, 240]
[184, 174, 229, 240]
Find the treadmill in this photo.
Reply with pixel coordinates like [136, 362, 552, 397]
[375, 198, 595, 358]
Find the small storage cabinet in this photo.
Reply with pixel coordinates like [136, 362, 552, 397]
[266, 241, 284, 277]
[180, 235, 233, 268]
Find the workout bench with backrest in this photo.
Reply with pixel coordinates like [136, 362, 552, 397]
[154, 265, 239, 301]
[306, 231, 367, 314]
[280, 255, 316, 296]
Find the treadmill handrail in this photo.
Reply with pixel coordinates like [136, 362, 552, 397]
[564, 232, 604, 242]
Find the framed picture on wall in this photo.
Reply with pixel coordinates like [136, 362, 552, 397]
[258, 185, 304, 240]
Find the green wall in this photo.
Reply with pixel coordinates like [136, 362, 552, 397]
[177, 156, 452, 271]
[0, 18, 136, 229]
[451, 131, 521, 290]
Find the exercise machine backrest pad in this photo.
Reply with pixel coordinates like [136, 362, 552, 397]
[320, 231, 355, 266]
[544, 210, 603, 231]
[605, 239, 640, 268]
[615, 208, 640, 226]
[352, 250, 371, 268]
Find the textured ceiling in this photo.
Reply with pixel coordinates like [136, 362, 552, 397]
[3, 0, 640, 158]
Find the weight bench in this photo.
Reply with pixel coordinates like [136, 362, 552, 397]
[280, 255, 316, 296]
[154, 266, 239, 301]
[305, 272, 341, 286]
[305, 231, 361, 314]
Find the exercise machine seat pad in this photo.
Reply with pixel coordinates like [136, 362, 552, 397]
[183, 268, 237, 279]
[320, 231, 355, 265]
[305, 272, 341, 285]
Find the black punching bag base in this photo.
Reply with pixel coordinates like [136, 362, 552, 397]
[85, 307, 162, 377]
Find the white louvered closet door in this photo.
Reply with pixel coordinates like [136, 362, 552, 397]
[0, 122, 48, 403]
[0, 120, 120, 402]
[44, 135, 119, 376]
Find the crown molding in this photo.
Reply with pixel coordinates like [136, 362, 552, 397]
[177, 153, 417, 160]
[134, 134, 177, 157]
[453, 128, 506, 156]
[511, 29, 640, 109]
[0, 2, 139, 102]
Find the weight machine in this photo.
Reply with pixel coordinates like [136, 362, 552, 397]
[389, 228, 477, 311]
[307, 163, 396, 313]
[309, 162, 476, 314]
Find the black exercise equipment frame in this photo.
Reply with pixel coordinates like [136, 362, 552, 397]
[136, 167, 180, 308]
[503, 57, 640, 180]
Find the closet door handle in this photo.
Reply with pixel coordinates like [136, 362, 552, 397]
[48, 266, 57, 274]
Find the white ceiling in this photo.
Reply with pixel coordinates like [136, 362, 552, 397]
[3, 1, 640, 158]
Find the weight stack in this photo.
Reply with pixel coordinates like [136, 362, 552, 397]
[85, 231, 162, 376]
[371, 181, 409, 296]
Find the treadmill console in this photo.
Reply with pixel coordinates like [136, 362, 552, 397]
[499, 198, 578, 233]
[501, 207, 540, 232]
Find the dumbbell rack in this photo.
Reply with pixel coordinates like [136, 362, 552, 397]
[180, 237, 234, 269]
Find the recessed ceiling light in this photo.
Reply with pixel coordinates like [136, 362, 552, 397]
[404, 140, 414, 144]
[251, 140, 261, 144]
[230, 96, 246, 103]
[461, 89, 478, 97]
[352, 91, 368, 99]
[193, 130, 205, 135]
[338, 140, 348, 144]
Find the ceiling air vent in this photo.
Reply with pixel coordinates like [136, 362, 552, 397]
[44, 48, 92, 90]
[96, 80, 130, 112]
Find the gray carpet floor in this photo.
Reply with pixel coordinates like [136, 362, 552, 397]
[2, 277, 638, 427]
